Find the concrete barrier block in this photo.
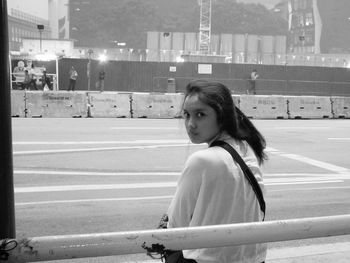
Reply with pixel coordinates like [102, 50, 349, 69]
[11, 90, 26, 117]
[331, 97, 350, 118]
[88, 92, 131, 118]
[131, 93, 184, 119]
[239, 95, 288, 119]
[287, 96, 332, 119]
[25, 91, 88, 118]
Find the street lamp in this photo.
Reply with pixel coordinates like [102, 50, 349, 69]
[87, 49, 93, 91]
[37, 24, 44, 52]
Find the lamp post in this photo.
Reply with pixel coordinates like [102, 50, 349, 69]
[87, 49, 93, 91]
[37, 24, 44, 53]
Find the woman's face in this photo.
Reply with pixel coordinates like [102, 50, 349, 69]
[183, 94, 221, 144]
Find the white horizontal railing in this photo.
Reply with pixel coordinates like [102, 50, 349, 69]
[1, 214, 350, 263]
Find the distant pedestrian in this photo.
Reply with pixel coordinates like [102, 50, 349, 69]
[21, 70, 31, 90]
[29, 64, 38, 90]
[41, 71, 51, 91]
[249, 69, 259, 95]
[68, 66, 78, 91]
[13, 60, 26, 89]
[98, 69, 106, 92]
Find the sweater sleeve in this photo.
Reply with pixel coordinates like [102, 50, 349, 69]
[167, 152, 205, 228]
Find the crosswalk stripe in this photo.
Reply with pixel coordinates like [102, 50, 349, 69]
[14, 170, 350, 178]
[15, 177, 345, 193]
[15, 184, 350, 206]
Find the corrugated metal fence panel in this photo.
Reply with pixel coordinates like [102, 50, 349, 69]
[184, 32, 198, 53]
[233, 34, 246, 52]
[172, 32, 184, 50]
[220, 34, 233, 56]
[57, 59, 350, 96]
[247, 35, 258, 63]
[261, 36, 274, 64]
[286, 66, 332, 82]
[211, 34, 220, 55]
[261, 36, 274, 53]
[275, 35, 286, 54]
[58, 58, 90, 91]
[147, 31, 159, 50]
[159, 32, 172, 50]
[332, 67, 350, 82]
[247, 35, 258, 53]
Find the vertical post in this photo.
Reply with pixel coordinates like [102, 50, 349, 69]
[39, 30, 42, 52]
[0, 0, 16, 239]
[87, 49, 93, 91]
[37, 25, 44, 53]
[55, 57, 59, 90]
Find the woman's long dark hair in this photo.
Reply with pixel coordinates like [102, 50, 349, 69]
[184, 80, 267, 164]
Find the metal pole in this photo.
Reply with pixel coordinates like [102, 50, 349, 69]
[87, 49, 93, 91]
[39, 30, 42, 52]
[3, 214, 350, 263]
[55, 57, 59, 90]
[0, 0, 16, 239]
[87, 58, 91, 91]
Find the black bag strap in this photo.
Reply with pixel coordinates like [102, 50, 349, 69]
[210, 140, 266, 220]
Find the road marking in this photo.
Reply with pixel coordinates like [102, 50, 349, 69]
[15, 185, 350, 206]
[14, 170, 350, 179]
[15, 195, 173, 206]
[13, 139, 190, 145]
[270, 186, 350, 192]
[279, 153, 349, 173]
[15, 182, 178, 193]
[328, 138, 350, 141]
[14, 170, 181, 176]
[15, 176, 345, 193]
[110, 127, 179, 130]
[274, 127, 331, 130]
[266, 180, 343, 185]
[267, 147, 349, 174]
[13, 143, 191, 155]
[265, 177, 345, 183]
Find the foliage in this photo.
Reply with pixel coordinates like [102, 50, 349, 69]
[70, 0, 287, 48]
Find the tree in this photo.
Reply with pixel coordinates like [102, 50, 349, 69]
[70, 0, 287, 49]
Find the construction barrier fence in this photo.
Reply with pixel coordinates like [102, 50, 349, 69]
[87, 91, 131, 118]
[10, 91, 350, 119]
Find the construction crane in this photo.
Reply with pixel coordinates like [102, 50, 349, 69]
[198, 0, 212, 54]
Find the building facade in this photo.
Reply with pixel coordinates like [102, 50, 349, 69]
[288, 0, 350, 54]
[8, 8, 51, 52]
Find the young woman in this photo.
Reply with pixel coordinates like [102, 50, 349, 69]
[166, 80, 267, 263]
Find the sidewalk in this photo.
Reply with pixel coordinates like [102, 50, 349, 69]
[136, 242, 350, 263]
[266, 242, 350, 263]
[39, 242, 350, 262]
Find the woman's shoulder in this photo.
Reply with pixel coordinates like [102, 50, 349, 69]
[187, 147, 227, 168]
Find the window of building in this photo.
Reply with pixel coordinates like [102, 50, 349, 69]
[306, 0, 313, 9]
[298, 14, 304, 27]
[293, 0, 299, 10]
[11, 27, 15, 41]
[305, 12, 313, 26]
[15, 27, 18, 42]
[300, 0, 307, 9]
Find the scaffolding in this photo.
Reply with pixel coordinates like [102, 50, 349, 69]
[198, 0, 211, 54]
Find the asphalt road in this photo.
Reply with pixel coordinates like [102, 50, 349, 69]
[10, 118, 350, 262]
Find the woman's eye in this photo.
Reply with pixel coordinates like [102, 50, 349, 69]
[196, 112, 205, 118]
[183, 111, 189, 118]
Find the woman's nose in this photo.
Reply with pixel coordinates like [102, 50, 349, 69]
[187, 117, 196, 128]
